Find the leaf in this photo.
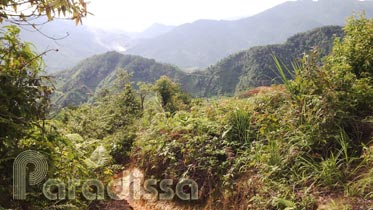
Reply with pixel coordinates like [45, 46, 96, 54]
[46, 7, 52, 20]
[222, 126, 232, 139]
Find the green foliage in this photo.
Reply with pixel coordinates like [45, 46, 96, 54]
[0, 64, 141, 208]
[55, 69, 142, 168]
[53, 26, 344, 106]
[58, 77, 140, 137]
[134, 102, 230, 199]
[108, 127, 137, 164]
[338, 15, 373, 79]
[0, 1, 103, 209]
[137, 81, 153, 110]
[153, 75, 191, 114]
[0, 26, 100, 209]
[322, 15, 373, 122]
[347, 143, 373, 199]
[2, 7, 373, 209]
[0, 26, 55, 208]
[0, 26, 51, 146]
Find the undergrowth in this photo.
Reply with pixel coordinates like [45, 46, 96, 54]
[132, 16, 373, 210]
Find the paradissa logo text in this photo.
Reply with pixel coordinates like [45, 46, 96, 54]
[13, 150, 199, 201]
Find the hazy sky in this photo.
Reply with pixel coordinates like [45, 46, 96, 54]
[84, 0, 291, 32]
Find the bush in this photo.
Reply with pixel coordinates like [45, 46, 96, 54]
[153, 75, 191, 114]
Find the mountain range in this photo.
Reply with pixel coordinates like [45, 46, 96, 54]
[125, 0, 373, 69]
[21, 0, 373, 73]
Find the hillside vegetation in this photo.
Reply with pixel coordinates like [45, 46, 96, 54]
[131, 16, 373, 209]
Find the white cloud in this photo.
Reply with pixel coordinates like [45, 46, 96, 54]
[84, 0, 290, 32]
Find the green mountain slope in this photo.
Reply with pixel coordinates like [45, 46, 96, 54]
[53, 51, 188, 107]
[126, 0, 372, 69]
[199, 25, 344, 96]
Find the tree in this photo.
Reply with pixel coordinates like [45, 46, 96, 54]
[137, 81, 153, 110]
[0, 25, 52, 158]
[0, 0, 89, 161]
[0, 0, 88, 25]
[323, 15, 373, 118]
[115, 68, 133, 90]
[330, 15, 373, 79]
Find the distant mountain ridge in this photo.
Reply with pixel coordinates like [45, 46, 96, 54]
[53, 25, 344, 107]
[135, 23, 176, 39]
[125, 0, 373, 69]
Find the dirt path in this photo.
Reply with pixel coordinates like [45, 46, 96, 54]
[109, 168, 191, 210]
[105, 168, 174, 210]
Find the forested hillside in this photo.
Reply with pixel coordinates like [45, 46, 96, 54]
[53, 52, 189, 108]
[199, 25, 344, 96]
[51, 16, 372, 210]
[54, 25, 344, 107]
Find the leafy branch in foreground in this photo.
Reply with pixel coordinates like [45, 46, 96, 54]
[0, 0, 89, 25]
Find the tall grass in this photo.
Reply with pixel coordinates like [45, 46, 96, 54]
[225, 108, 252, 146]
[272, 55, 301, 95]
